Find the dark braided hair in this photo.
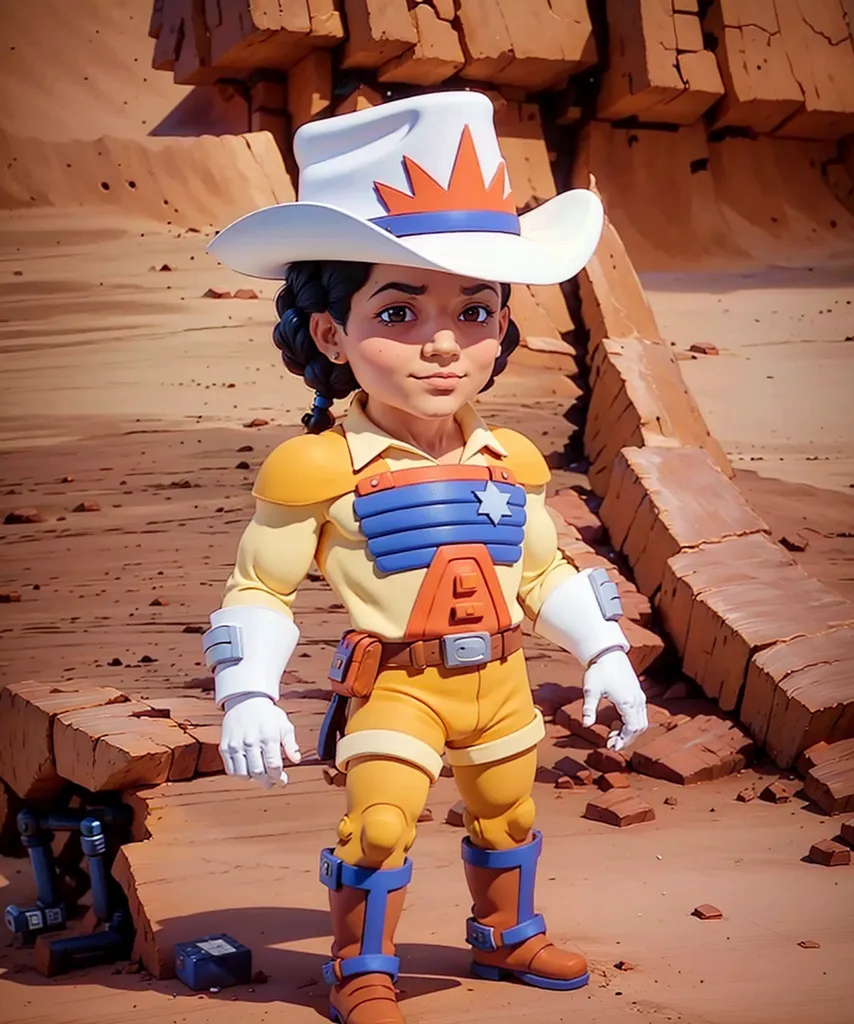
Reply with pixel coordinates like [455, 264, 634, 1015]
[273, 260, 521, 433]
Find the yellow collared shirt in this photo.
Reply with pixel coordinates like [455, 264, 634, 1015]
[221, 394, 578, 640]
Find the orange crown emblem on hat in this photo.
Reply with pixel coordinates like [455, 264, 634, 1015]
[374, 125, 515, 216]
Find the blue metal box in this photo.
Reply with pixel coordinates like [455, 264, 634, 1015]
[174, 934, 252, 991]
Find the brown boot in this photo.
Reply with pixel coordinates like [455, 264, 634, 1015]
[320, 849, 411, 1023]
[461, 830, 589, 990]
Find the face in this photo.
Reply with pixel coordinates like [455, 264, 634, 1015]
[309, 264, 509, 420]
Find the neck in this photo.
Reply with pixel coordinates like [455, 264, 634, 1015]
[363, 395, 464, 461]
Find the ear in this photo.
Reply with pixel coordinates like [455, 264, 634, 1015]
[497, 305, 510, 343]
[310, 312, 348, 364]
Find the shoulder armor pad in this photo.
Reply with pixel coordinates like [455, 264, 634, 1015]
[489, 427, 551, 487]
[252, 427, 356, 506]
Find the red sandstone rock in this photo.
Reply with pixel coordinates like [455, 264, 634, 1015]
[808, 839, 851, 867]
[4, 508, 45, 524]
[0, 590, 22, 602]
[202, 287, 231, 299]
[587, 748, 628, 773]
[705, 0, 803, 133]
[446, 800, 466, 827]
[0, 681, 129, 799]
[417, 807, 434, 823]
[72, 501, 101, 513]
[598, 772, 631, 791]
[760, 781, 795, 804]
[555, 697, 620, 747]
[630, 714, 753, 785]
[803, 741, 854, 815]
[693, 904, 723, 920]
[233, 288, 259, 300]
[798, 939, 821, 949]
[342, 0, 418, 69]
[840, 819, 854, 846]
[377, 3, 465, 85]
[322, 766, 346, 787]
[736, 787, 756, 803]
[287, 48, 332, 130]
[584, 790, 655, 827]
[742, 626, 854, 769]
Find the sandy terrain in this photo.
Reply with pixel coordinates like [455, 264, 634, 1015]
[2, 207, 854, 1024]
[2, 5, 854, 1022]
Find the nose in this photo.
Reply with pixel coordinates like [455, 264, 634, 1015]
[422, 329, 460, 360]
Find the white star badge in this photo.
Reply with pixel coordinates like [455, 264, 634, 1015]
[473, 480, 513, 526]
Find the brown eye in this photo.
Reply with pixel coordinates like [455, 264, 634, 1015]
[460, 304, 491, 323]
[378, 305, 415, 324]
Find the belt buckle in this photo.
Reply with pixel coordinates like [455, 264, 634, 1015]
[441, 631, 491, 669]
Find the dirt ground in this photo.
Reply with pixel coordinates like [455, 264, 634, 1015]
[2, 210, 854, 1024]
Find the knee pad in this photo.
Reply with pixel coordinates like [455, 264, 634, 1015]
[468, 795, 536, 847]
[360, 803, 409, 861]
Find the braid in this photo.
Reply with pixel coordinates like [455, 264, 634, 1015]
[272, 261, 371, 433]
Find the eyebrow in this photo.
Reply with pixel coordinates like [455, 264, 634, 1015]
[369, 281, 499, 299]
[460, 283, 499, 298]
[370, 282, 427, 298]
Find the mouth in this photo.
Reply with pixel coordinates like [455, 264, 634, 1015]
[413, 372, 464, 381]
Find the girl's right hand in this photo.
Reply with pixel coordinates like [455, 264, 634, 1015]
[220, 693, 301, 788]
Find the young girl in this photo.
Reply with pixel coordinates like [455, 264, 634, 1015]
[202, 91, 648, 1024]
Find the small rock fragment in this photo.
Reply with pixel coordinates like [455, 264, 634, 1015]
[182, 624, 205, 634]
[322, 766, 346, 788]
[598, 772, 631, 791]
[252, 969, 269, 984]
[237, 445, 254, 452]
[797, 940, 820, 949]
[72, 501, 101, 513]
[235, 461, 251, 470]
[446, 800, 466, 827]
[808, 839, 851, 866]
[158, 264, 173, 272]
[554, 775, 576, 790]
[760, 781, 794, 804]
[234, 288, 259, 300]
[614, 960, 636, 971]
[60, 475, 74, 483]
[692, 904, 723, 920]
[689, 342, 719, 355]
[417, 807, 434, 823]
[203, 288, 232, 299]
[0, 591, 22, 603]
[584, 791, 655, 828]
[736, 787, 756, 803]
[243, 418, 270, 428]
[588, 748, 628, 773]
[107, 657, 123, 667]
[4, 508, 46, 524]
[149, 597, 169, 607]
[664, 795, 678, 806]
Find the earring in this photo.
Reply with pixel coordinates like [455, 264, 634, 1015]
[330, 351, 341, 362]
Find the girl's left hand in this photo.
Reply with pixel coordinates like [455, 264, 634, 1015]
[581, 649, 648, 752]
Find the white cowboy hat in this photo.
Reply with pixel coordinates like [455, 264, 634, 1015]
[208, 90, 603, 286]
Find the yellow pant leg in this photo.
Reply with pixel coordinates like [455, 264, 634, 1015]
[452, 747, 538, 850]
[335, 755, 432, 870]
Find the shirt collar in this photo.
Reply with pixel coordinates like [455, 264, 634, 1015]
[342, 392, 508, 471]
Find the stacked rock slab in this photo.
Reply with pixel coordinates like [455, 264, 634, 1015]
[0, 680, 224, 800]
[597, 0, 725, 125]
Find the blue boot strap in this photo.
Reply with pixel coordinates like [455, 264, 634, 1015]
[320, 849, 412, 893]
[461, 830, 542, 869]
[322, 954, 400, 987]
[466, 913, 545, 952]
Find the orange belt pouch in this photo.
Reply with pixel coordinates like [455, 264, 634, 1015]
[328, 630, 383, 698]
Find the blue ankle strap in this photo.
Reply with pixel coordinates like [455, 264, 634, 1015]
[320, 850, 412, 986]
[462, 831, 546, 951]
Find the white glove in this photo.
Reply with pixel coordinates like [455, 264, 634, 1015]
[220, 693, 301, 788]
[582, 649, 648, 752]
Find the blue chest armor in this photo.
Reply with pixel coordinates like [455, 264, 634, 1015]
[353, 478, 527, 575]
